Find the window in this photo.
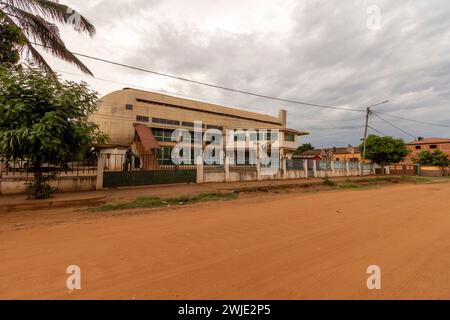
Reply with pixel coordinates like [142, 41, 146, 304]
[234, 133, 246, 141]
[125, 104, 133, 110]
[152, 117, 180, 126]
[285, 133, 296, 142]
[430, 145, 438, 149]
[189, 131, 203, 144]
[182, 121, 195, 127]
[206, 124, 223, 130]
[136, 115, 149, 122]
[155, 147, 173, 165]
[152, 128, 174, 142]
[415, 145, 421, 150]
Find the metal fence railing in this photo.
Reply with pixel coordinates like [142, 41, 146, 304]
[317, 160, 332, 171]
[286, 159, 305, 171]
[334, 161, 346, 170]
[348, 161, 359, 170]
[103, 154, 196, 172]
[1, 159, 98, 178]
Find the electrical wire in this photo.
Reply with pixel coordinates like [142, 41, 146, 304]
[376, 112, 450, 128]
[371, 111, 416, 139]
[28, 41, 364, 113]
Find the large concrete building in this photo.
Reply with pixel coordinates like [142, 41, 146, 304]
[91, 88, 308, 169]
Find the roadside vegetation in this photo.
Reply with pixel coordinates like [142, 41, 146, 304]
[89, 176, 450, 213]
[90, 192, 238, 212]
[0, 67, 108, 199]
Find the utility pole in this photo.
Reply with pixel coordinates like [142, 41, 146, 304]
[361, 107, 371, 165]
[361, 100, 389, 174]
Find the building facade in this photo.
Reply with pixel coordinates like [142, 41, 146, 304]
[403, 137, 450, 164]
[91, 88, 308, 170]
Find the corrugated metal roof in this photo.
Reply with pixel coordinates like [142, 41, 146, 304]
[134, 124, 160, 152]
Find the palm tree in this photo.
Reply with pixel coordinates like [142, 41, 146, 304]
[0, 0, 95, 75]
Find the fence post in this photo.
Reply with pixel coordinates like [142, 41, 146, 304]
[304, 160, 308, 179]
[0, 161, 2, 195]
[313, 160, 317, 178]
[225, 156, 231, 182]
[331, 161, 335, 177]
[96, 156, 105, 190]
[345, 161, 350, 176]
[196, 155, 204, 184]
[358, 162, 362, 176]
[281, 156, 287, 180]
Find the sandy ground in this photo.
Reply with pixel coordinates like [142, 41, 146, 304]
[1, 182, 450, 299]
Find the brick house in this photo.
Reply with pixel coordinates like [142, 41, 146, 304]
[295, 145, 361, 162]
[403, 137, 450, 164]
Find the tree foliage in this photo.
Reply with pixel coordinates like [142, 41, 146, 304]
[0, 66, 108, 198]
[0, 0, 95, 75]
[415, 150, 450, 167]
[294, 143, 315, 155]
[0, 14, 25, 65]
[359, 135, 410, 165]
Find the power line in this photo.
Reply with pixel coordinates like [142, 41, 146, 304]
[11, 39, 449, 131]
[376, 112, 450, 128]
[371, 111, 416, 139]
[304, 125, 365, 131]
[368, 125, 386, 136]
[29, 42, 364, 113]
[55, 69, 366, 130]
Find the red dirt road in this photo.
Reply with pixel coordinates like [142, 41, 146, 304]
[1, 182, 450, 299]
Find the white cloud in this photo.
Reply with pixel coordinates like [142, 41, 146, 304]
[35, 0, 450, 147]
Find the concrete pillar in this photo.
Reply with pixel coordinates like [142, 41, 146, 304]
[281, 156, 287, 180]
[331, 161, 335, 176]
[372, 163, 376, 175]
[256, 156, 263, 181]
[345, 161, 350, 177]
[196, 155, 204, 184]
[313, 160, 317, 178]
[225, 156, 231, 182]
[0, 162, 3, 196]
[96, 156, 105, 190]
[358, 162, 362, 176]
[304, 160, 308, 179]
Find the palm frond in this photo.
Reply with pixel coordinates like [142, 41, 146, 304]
[1, 13, 54, 74]
[2, 0, 95, 36]
[2, 10, 93, 76]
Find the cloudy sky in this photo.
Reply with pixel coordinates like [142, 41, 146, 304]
[38, 0, 450, 147]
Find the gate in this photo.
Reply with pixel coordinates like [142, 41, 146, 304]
[307, 160, 315, 178]
[388, 164, 417, 176]
[102, 154, 196, 188]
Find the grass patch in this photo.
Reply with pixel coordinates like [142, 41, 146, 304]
[322, 176, 337, 187]
[89, 192, 238, 212]
[395, 176, 450, 184]
[337, 182, 360, 189]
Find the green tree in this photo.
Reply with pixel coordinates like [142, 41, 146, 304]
[360, 135, 410, 166]
[0, 66, 108, 198]
[415, 150, 450, 167]
[294, 143, 314, 155]
[0, 14, 25, 65]
[0, 0, 95, 75]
